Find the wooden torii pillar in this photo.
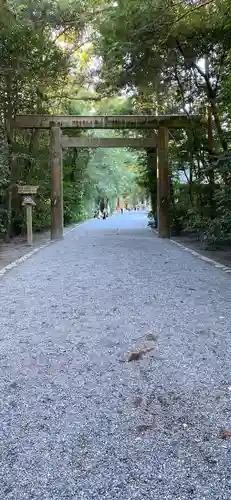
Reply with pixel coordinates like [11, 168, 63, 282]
[50, 125, 63, 239]
[146, 129, 169, 237]
[157, 126, 170, 238]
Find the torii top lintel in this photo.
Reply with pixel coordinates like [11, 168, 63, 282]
[11, 114, 202, 129]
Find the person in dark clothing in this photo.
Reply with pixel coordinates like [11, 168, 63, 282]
[99, 199, 105, 214]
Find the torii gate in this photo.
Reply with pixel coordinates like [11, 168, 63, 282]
[11, 114, 201, 239]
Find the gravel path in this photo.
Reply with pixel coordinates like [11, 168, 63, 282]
[1, 211, 231, 500]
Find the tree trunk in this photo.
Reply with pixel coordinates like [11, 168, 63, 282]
[4, 75, 13, 241]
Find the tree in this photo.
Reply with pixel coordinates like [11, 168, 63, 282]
[0, 0, 98, 237]
[90, 0, 231, 243]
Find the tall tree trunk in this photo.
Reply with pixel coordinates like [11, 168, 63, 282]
[193, 59, 227, 152]
[4, 75, 13, 241]
[204, 56, 216, 219]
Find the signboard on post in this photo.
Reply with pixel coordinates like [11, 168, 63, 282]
[18, 185, 39, 195]
[17, 185, 39, 246]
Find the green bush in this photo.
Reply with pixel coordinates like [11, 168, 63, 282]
[63, 181, 86, 225]
[32, 200, 51, 232]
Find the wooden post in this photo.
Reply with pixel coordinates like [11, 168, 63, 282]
[50, 125, 63, 240]
[157, 126, 170, 238]
[26, 204, 33, 246]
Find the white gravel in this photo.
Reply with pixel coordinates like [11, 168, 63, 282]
[0, 212, 231, 500]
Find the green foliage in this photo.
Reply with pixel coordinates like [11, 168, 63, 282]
[204, 154, 231, 245]
[86, 139, 138, 204]
[62, 147, 91, 223]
